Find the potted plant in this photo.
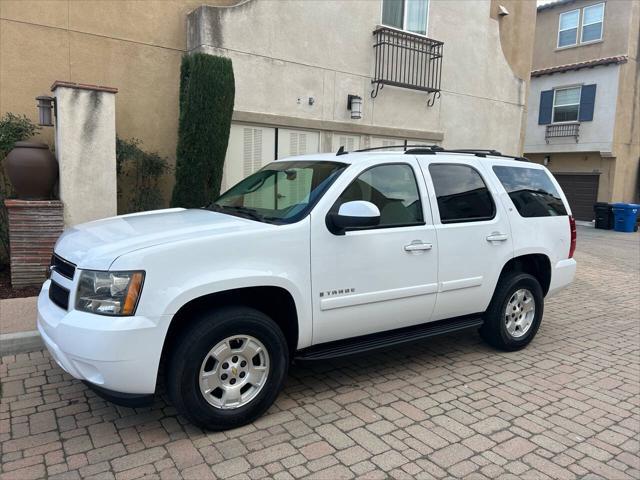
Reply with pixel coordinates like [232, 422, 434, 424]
[1, 113, 56, 200]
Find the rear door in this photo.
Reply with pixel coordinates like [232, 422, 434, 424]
[417, 156, 514, 320]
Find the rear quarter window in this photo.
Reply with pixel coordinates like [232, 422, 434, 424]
[493, 166, 567, 217]
[429, 164, 495, 223]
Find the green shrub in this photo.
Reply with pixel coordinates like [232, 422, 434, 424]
[0, 113, 40, 159]
[171, 53, 235, 208]
[0, 113, 41, 267]
[116, 136, 170, 213]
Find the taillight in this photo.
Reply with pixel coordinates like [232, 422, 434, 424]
[568, 215, 577, 258]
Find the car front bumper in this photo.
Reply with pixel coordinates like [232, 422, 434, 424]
[37, 279, 170, 394]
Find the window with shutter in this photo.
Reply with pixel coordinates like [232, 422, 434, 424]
[552, 87, 581, 123]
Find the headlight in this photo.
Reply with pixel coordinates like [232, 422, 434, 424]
[76, 270, 145, 316]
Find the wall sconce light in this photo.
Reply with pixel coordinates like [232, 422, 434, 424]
[36, 95, 55, 127]
[347, 94, 363, 120]
[543, 155, 550, 166]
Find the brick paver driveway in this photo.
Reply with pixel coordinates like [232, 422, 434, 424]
[1, 226, 639, 480]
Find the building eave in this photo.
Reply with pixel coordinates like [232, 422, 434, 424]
[531, 56, 628, 77]
[537, 0, 580, 12]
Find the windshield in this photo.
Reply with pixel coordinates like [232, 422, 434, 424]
[210, 161, 347, 224]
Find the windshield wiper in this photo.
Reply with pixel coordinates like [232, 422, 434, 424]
[214, 205, 265, 222]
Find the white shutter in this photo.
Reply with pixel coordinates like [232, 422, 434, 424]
[370, 136, 405, 150]
[243, 127, 263, 177]
[406, 138, 436, 147]
[223, 124, 275, 192]
[332, 133, 361, 152]
[278, 128, 320, 158]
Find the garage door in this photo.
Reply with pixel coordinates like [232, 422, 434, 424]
[553, 174, 599, 221]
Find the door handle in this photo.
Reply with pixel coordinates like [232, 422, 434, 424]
[486, 232, 509, 242]
[404, 242, 433, 252]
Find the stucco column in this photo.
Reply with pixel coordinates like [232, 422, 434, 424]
[51, 81, 118, 227]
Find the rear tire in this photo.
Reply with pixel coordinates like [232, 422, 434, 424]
[167, 306, 289, 430]
[480, 272, 544, 351]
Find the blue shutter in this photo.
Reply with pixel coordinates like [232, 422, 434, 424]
[579, 84, 597, 122]
[538, 90, 554, 125]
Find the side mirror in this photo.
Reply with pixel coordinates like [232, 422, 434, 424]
[327, 200, 380, 235]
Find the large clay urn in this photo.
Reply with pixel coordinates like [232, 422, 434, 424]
[3, 141, 58, 200]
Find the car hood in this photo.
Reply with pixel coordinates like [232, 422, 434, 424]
[54, 208, 270, 270]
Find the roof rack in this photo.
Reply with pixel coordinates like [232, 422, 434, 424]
[354, 144, 440, 153]
[404, 146, 529, 162]
[340, 144, 528, 162]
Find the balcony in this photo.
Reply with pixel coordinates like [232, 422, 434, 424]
[371, 26, 443, 105]
[545, 123, 580, 143]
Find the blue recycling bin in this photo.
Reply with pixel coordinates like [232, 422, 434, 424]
[611, 203, 640, 232]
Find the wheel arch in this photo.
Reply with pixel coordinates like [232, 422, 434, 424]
[159, 286, 300, 371]
[499, 253, 552, 296]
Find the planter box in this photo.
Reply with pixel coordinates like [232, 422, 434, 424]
[5, 200, 63, 287]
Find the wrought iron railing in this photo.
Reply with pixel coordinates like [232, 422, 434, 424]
[545, 123, 580, 143]
[371, 26, 443, 105]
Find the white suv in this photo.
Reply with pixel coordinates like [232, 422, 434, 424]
[38, 146, 577, 430]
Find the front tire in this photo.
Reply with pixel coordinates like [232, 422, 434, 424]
[480, 272, 544, 351]
[167, 306, 289, 430]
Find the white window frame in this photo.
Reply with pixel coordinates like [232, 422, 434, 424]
[580, 2, 605, 44]
[557, 8, 580, 48]
[380, 0, 430, 37]
[552, 85, 582, 124]
[556, 2, 605, 49]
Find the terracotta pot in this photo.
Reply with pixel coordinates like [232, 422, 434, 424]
[3, 141, 58, 200]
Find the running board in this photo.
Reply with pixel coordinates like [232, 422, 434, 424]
[295, 315, 484, 361]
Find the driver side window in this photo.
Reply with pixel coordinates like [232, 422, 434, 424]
[334, 164, 424, 228]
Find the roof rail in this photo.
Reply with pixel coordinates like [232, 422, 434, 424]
[342, 144, 528, 162]
[354, 144, 441, 153]
[404, 147, 529, 162]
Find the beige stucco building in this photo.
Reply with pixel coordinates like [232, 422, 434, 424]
[524, 0, 639, 221]
[1, 0, 536, 210]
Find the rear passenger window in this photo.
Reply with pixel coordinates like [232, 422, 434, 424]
[335, 164, 423, 227]
[429, 164, 495, 223]
[493, 166, 568, 217]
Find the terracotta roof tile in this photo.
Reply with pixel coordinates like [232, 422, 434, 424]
[531, 56, 628, 77]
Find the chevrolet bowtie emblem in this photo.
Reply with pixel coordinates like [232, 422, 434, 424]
[232, 367, 237, 376]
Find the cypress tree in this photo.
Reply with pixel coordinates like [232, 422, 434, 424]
[171, 53, 235, 208]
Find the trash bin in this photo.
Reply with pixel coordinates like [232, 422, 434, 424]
[611, 203, 640, 233]
[594, 202, 613, 230]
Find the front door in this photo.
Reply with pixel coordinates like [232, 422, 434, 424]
[310, 158, 438, 345]
[417, 158, 514, 321]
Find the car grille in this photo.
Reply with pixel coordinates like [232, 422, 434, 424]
[51, 254, 76, 280]
[49, 281, 70, 310]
